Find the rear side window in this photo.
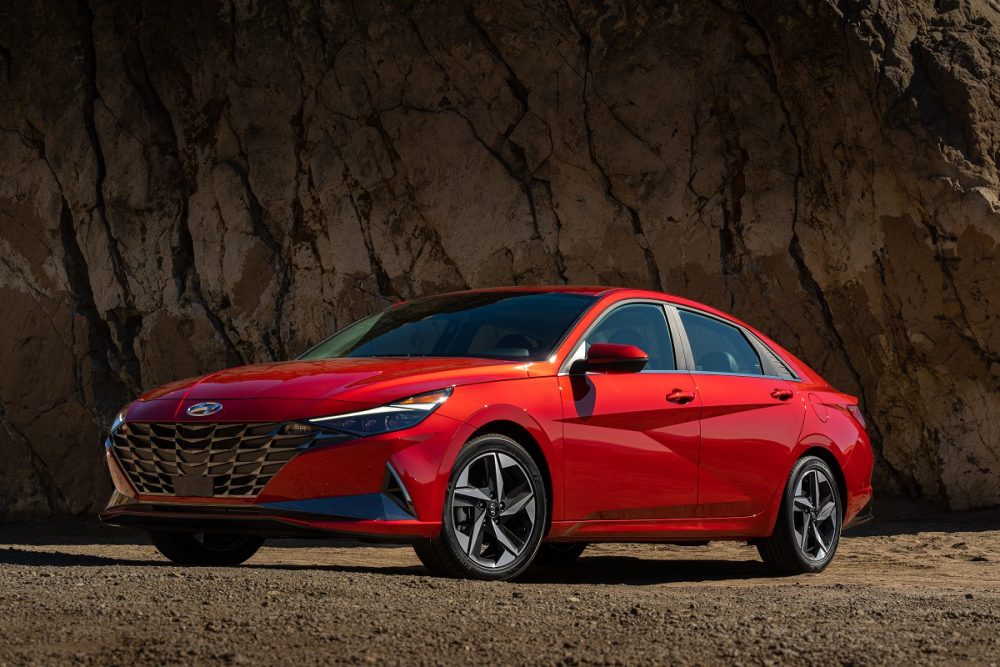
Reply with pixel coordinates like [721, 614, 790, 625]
[679, 310, 763, 376]
[585, 303, 675, 371]
[753, 336, 797, 380]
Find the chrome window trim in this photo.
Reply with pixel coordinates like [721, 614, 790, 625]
[685, 369, 800, 381]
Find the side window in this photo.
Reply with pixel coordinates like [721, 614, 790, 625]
[584, 304, 675, 371]
[752, 336, 797, 380]
[679, 310, 763, 376]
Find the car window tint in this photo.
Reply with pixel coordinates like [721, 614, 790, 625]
[585, 304, 675, 371]
[679, 310, 763, 375]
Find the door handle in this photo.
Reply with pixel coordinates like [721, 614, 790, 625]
[771, 388, 794, 401]
[666, 389, 696, 404]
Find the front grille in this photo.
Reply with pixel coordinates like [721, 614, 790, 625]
[110, 422, 316, 497]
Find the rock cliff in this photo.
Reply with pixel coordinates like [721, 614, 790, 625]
[1, 0, 998, 516]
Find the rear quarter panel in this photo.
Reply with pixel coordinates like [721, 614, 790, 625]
[791, 388, 874, 524]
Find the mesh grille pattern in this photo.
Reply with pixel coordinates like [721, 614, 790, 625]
[110, 422, 314, 497]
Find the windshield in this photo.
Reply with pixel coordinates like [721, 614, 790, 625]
[300, 292, 596, 362]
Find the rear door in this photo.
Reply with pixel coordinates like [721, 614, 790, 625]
[559, 302, 701, 520]
[673, 307, 806, 518]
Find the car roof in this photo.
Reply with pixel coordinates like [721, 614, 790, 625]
[428, 285, 717, 308]
[417, 285, 734, 315]
[427, 285, 617, 296]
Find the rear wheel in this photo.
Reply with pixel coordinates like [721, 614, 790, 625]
[149, 531, 264, 566]
[413, 434, 546, 581]
[535, 542, 587, 566]
[757, 455, 841, 574]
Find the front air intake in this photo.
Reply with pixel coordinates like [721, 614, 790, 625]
[383, 463, 416, 517]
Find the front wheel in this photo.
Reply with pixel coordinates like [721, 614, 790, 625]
[414, 434, 547, 581]
[149, 531, 264, 566]
[757, 455, 842, 574]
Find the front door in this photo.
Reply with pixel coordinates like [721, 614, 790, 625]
[560, 302, 701, 521]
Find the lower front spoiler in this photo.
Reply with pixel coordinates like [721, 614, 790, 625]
[100, 502, 440, 543]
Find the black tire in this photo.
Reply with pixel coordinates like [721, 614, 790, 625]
[149, 531, 264, 566]
[534, 542, 587, 566]
[418, 433, 547, 581]
[757, 455, 842, 574]
[412, 539, 450, 576]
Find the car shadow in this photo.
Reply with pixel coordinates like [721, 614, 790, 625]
[244, 553, 779, 585]
[0, 548, 159, 568]
[0, 547, 423, 574]
[520, 555, 776, 585]
[244, 561, 424, 576]
[0, 545, 781, 585]
[842, 497, 1000, 537]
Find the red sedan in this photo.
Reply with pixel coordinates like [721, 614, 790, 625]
[101, 287, 874, 580]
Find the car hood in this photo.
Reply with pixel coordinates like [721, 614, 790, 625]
[138, 357, 531, 405]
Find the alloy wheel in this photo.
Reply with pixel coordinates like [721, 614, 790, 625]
[450, 451, 537, 568]
[791, 468, 839, 561]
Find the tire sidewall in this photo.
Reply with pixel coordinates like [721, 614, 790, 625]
[439, 434, 547, 580]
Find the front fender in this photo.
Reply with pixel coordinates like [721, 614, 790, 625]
[433, 378, 565, 521]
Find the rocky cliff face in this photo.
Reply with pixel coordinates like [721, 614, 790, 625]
[1, 0, 998, 517]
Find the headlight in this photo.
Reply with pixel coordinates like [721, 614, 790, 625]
[109, 409, 127, 435]
[308, 388, 452, 437]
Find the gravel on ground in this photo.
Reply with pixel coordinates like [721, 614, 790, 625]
[1, 500, 998, 666]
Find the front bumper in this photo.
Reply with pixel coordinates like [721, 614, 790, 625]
[100, 411, 467, 541]
[100, 493, 439, 542]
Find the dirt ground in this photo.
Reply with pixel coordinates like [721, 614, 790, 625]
[1, 500, 999, 666]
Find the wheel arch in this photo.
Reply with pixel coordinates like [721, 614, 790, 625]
[470, 419, 554, 530]
[800, 446, 848, 519]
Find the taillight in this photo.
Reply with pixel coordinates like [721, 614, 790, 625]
[847, 404, 867, 430]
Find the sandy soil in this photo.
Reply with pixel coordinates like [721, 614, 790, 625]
[1, 500, 999, 666]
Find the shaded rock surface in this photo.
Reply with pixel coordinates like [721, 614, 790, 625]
[0, 0, 998, 517]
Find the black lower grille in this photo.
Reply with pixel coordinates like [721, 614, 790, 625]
[110, 422, 316, 497]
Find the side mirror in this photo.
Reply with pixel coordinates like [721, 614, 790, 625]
[582, 343, 648, 374]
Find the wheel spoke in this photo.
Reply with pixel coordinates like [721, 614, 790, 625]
[817, 500, 836, 522]
[491, 519, 523, 555]
[501, 488, 533, 516]
[490, 453, 504, 500]
[467, 508, 487, 556]
[810, 471, 821, 508]
[811, 522, 828, 558]
[454, 485, 490, 506]
[793, 495, 814, 512]
[799, 515, 811, 552]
